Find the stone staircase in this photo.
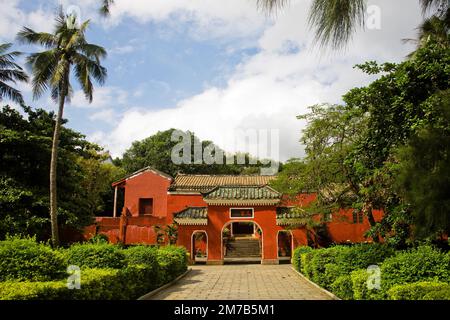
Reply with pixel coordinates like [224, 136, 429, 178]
[225, 238, 261, 258]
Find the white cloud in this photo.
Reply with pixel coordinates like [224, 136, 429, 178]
[0, 0, 54, 40]
[70, 86, 128, 109]
[89, 109, 117, 123]
[92, 0, 424, 162]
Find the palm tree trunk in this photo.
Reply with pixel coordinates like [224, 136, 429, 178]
[49, 87, 66, 247]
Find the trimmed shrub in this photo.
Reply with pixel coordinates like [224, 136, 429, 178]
[156, 246, 188, 283]
[123, 245, 162, 286]
[0, 266, 166, 300]
[351, 269, 385, 300]
[308, 246, 349, 287]
[387, 281, 450, 300]
[381, 246, 450, 290]
[0, 237, 66, 282]
[0, 281, 67, 300]
[331, 275, 353, 300]
[292, 246, 313, 272]
[65, 243, 126, 269]
[301, 251, 315, 277]
[334, 243, 395, 273]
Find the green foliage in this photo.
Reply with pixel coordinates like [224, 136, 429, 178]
[333, 243, 396, 273]
[0, 236, 66, 282]
[387, 281, 450, 300]
[156, 246, 188, 283]
[394, 90, 450, 238]
[292, 246, 313, 271]
[330, 275, 353, 300]
[351, 269, 385, 300]
[0, 105, 122, 241]
[120, 128, 272, 177]
[0, 281, 67, 300]
[65, 243, 126, 269]
[381, 245, 450, 290]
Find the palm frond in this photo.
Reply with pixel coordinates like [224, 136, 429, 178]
[308, 0, 366, 50]
[0, 42, 28, 104]
[100, 0, 114, 16]
[16, 27, 57, 48]
[256, 0, 290, 12]
[420, 0, 449, 16]
[0, 80, 25, 105]
[26, 50, 58, 100]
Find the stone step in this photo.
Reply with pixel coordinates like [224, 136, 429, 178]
[226, 239, 261, 258]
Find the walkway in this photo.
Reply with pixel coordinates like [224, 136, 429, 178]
[149, 264, 333, 300]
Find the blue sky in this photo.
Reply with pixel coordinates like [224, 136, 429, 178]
[0, 0, 423, 161]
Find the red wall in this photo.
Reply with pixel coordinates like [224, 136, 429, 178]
[123, 171, 172, 217]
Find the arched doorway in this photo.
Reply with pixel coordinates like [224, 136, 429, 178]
[191, 231, 208, 264]
[277, 230, 293, 263]
[222, 221, 263, 263]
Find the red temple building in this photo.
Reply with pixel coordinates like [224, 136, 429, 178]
[85, 167, 382, 265]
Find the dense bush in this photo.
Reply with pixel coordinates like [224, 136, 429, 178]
[65, 243, 126, 269]
[334, 243, 395, 273]
[292, 246, 313, 272]
[330, 275, 353, 300]
[123, 246, 162, 285]
[156, 246, 188, 283]
[0, 237, 66, 282]
[387, 281, 450, 300]
[381, 246, 450, 290]
[351, 269, 385, 300]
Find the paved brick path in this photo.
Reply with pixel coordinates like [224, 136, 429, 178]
[149, 264, 333, 300]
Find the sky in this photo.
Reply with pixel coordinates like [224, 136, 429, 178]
[0, 0, 424, 162]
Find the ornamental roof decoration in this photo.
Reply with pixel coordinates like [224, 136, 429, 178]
[202, 185, 282, 206]
[170, 174, 277, 192]
[276, 207, 308, 226]
[173, 207, 208, 225]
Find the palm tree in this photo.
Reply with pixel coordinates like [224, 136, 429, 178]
[258, 0, 450, 50]
[0, 43, 29, 105]
[100, 0, 114, 16]
[17, 11, 107, 247]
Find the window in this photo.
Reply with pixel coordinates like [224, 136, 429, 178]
[230, 208, 254, 219]
[139, 198, 153, 216]
[352, 211, 364, 224]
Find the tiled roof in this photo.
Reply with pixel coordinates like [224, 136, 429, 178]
[203, 186, 281, 206]
[173, 207, 208, 225]
[112, 166, 173, 187]
[170, 174, 277, 192]
[276, 207, 307, 226]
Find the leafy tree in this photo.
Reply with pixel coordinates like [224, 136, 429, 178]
[17, 11, 108, 246]
[0, 43, 28, 105]
[120, 129, 269, 176]
[273, 41, 450, 244]
[0, 105, 119, 241]
[394, 90, 450, 238]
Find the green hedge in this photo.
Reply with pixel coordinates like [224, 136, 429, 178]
[0, 237, 189, 300]
[293, 243, 450, 300]
[123, 245, 162, 286]
[0, 237, 66, 282]
[351, 269, 385, 300]
[65, 243, 127, 269]
[292, 246, 312, 272]
[330, 275, 353, 300]
[0, 266, 160, 300]
[381, 246, 450, 290]
[293, 244, 395, 292]
[387, 281, 450, 300]
[156, 246, 188, 283]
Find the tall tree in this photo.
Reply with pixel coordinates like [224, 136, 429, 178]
[258, 0, 450, 50]
[17, 11, 107, 246]
[0, 43, 28, 105]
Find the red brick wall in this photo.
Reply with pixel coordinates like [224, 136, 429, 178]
[123, 171, 172, 217]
